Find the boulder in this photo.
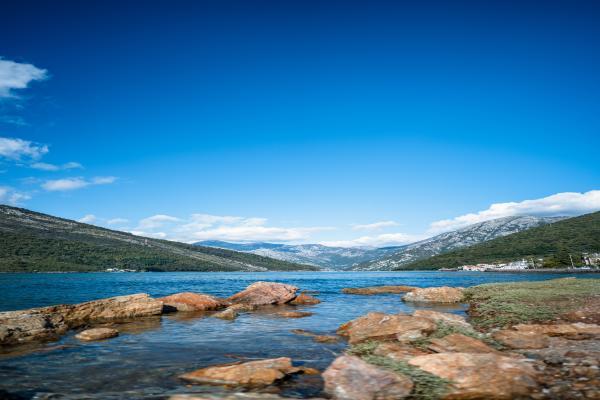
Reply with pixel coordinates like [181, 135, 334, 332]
[413, 310, 472, 330]
[341, 286, 417, 295]
[409, 352, 539, 399]
[276, 311, 313, 318]
[492, 329, 550, 349]
[0, 310, 68, 346]
[427, 333, 500, 354]
[323, 355, 413, 400]
[213, 304, 256, 320]
[75, 327, 119, 341]
[0, 293, 162, 346]
[513, 323, 600, 340]
[159, 292, 229, 312]
[170, 394, 324, 400]
[228, 282, 298, 306]
[60, 293, 164, 326]
[403, 287, 464, 303]
[372, 342, 429, 361]
[180, 357, 299, 387]
[290, 293, 321, 305]
[337, 312, 436, 344]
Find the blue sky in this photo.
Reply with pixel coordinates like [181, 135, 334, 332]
[1, 0, 599, 246]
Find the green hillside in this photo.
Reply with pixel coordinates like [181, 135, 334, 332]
[0, 205, 318, 272]
[400, 211, 600, 270]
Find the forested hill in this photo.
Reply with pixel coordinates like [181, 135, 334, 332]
[400, 211, 600, 270]
[0, 205, 318, 272]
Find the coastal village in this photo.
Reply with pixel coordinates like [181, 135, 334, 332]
[460, 253, 600, 272]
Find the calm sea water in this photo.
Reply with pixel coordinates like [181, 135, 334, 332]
[0, 271, 596, 399]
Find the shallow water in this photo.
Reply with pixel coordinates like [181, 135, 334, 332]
[0, 271, 596, 399]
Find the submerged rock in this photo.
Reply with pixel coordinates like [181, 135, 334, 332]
[0, 293, 162, 346]
[276, 311, 313, 318]
[75, 327, 119, 341]
[323, 355, 413, 400]
[228, 282, 298, 306]
[337, 312, 436, 344]
[408, 352, 539, 399]
[492, 329, 550, 349]
[402, 287, 464, 303]
[341, 286, 417, 295]
[291, 329, 340, 343]
[159, 292, 229, 312]
[427, 333, 500, 354]
[413, 310, 472, 330]
[180, 357, 301, 387]
[289, 292, 321, 305]
[213, 304, 256, 320]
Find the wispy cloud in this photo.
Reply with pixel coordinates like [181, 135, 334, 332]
[0, 186, 31, 205]
[321, 233, 425, 248]
[107, 218, 129, 226]
[41, 176, 117, 192]
[78, 214, 97, 224]
[352, 220, 399, 231]
[0, 58, 48, 98]
[429, 190, 600, 233]
[137, 214, 181, 230]
[0, 137, 48, 160]
[31, 161, 83, 171]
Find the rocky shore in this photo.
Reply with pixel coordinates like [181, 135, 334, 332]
[1, 278, 598, 399]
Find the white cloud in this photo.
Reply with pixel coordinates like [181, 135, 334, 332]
[0, 186, 30, 205]
[41, 176, 117, 191]
[130, 212, 333, 243]
[352, 220, 399, 231]
[78, 214, 97, 224]
[0, 137, 48, 160]
[0, 58, 48, 98]
[107, 218, 129, 225]
[137, 214, 181, 230]
[91, 176, 117, 184]
[429, 190, 600, 233]
[321, 233, 425, 248]
[31, 161, 83, 171]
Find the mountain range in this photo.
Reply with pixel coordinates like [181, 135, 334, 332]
[354, 215, 565, 270]
[401, 211, 599, 269]
[195, 240, 403, 270]
[197, 216, 564, 270]
[0, 205, 317, 272]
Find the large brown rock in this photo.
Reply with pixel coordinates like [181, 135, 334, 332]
[60, 293, 164, 326]
[341, 286, 417, 295]
[337, 312, 436, 344]
[290, 293, 321, 305]
[0, 310, 68, 345]
[180, 357, 299, 387]
[75, 327, 119, 341]
[409, 352, 539, 399]
[0, 293, 162, 346]
[413, 310, 472, 330]
[159, 292, 229, 312]
[372, 342, 429, 361]
[427, 333, 500, 354]
[403, 287, 464, 303]
[323, 355, 413, 400]
[513, 323, 600, 340]
[228, 282, 298, 306]
[492, 329, 550, 349]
